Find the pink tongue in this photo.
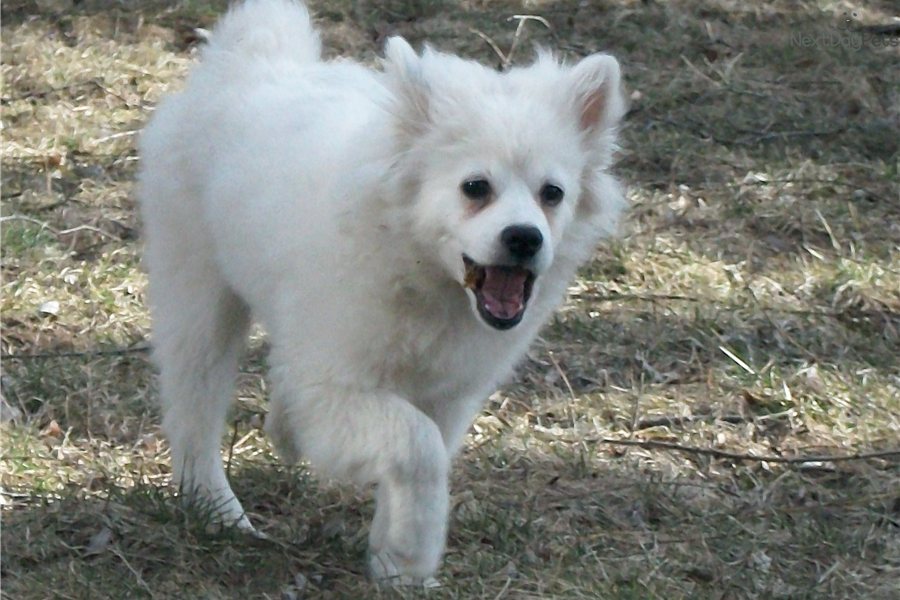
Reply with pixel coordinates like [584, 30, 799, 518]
[481, 267, 529, 320]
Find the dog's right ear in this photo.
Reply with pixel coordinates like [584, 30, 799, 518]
[383, 36, 430, 133]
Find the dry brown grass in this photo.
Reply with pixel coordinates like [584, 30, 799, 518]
[2, 0, 898, 598]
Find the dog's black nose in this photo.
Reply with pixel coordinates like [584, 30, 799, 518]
[501, 225, 543, 260]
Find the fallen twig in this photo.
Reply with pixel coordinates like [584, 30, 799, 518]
[1, 345, 150, 361]
[506, 15, 554, 70]
[734, 127, 846, 145]
[634, 414, 746, 430]
[471, 14, 555, 72]
[58, 224, 122, 240]
[0, 215, 122, 241]
[108, 546, 157, 599]
[547, 350, 577, 402]
[92, 130, 140, 145]
[0, 79, 100, 104]
[575, 290, 900, 320]
[0, 215, 55, 232]
[597, 438, 900, 464]
[469, 28, 507, 69]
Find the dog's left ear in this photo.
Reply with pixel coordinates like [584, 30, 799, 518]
[383, 36, 430, 132]
[568, 54, 626, 135]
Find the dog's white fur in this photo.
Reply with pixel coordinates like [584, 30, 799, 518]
[138, 0, 626, 580]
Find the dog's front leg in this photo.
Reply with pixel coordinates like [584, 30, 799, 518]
[367, 451, 449, 583]
[266, 383, 449, 581]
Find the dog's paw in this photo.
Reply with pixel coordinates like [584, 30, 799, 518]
[202, 510, 263, 536]
[236, 518, 271, 542]
[376, 575, 441, 588]
[368, 549, 439, 586]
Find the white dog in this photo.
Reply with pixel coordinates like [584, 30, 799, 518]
[138, 0, 625, 581]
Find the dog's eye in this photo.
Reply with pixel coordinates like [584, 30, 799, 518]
[461, 179, 492, 201]
[540, 183, 564, 206]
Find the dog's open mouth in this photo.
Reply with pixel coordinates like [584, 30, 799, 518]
[463, 255, 535, 330]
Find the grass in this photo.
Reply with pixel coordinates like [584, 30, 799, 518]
[2, 0, 898, 598]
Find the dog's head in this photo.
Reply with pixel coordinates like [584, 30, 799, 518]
[383, 38, 626, 331]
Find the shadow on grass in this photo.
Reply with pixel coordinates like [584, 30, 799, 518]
[2, 436, 897, 598]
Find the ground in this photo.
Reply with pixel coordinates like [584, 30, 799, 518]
[1, 0, 898, 598]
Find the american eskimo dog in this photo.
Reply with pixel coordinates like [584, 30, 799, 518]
[138, 0, 626, 581]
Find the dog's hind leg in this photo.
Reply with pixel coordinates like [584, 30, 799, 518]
[148, 255, 252, 531]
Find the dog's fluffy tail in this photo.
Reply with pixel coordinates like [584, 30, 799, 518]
[204, 0, 321, 65]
